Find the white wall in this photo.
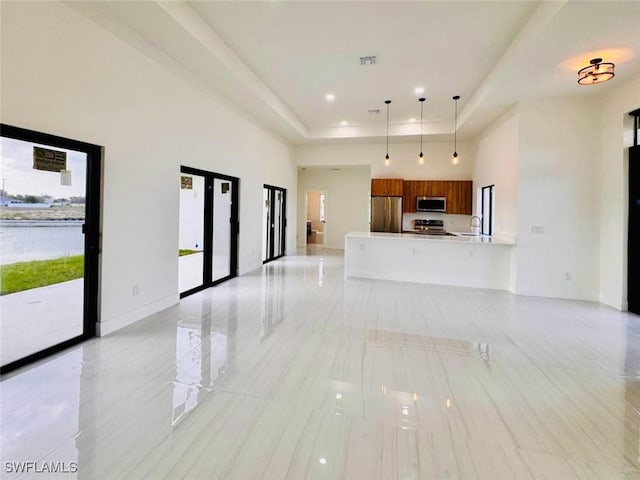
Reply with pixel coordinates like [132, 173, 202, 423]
[599, 74, 640, 310]
[295, 141, 473, 179]
[1, 2, 297, 335]
[471, 108, 519, 239]
[297, 167, 370, 249]
[515, 96, 600, 301]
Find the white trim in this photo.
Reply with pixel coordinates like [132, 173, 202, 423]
[96, 293, 179, 337]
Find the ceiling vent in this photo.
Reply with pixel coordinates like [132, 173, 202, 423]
[360, 56, 377, 66]
[368, 109, 380, 115]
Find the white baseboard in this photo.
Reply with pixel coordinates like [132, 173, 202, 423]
[96, 293, 179, 337]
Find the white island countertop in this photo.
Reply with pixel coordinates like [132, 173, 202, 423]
[345, 231, 515, 290]
[346, 231, 516, 246]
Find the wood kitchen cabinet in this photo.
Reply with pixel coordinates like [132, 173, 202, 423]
[402, 180, 472, 214]
[445, 180, 472, 215]
[371, 178, 403, 196]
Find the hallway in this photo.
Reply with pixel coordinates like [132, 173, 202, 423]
[2, 250, 640, 479]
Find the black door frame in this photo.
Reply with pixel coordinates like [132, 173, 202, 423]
[263, 184, 286, 264]
[480, 184, 494, 236]
[628, 108, 640, 314]
[0, 124, 102, 375]
[179, 166, 239, 299]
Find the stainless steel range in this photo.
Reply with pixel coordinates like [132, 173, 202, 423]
[413, 219, 451, 235]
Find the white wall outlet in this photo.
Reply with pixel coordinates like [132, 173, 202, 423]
[359, 243, 365, 251]
[565, 272, 572, 281]
[132, 284, 139, 296]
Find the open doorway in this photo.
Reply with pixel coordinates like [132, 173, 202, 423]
[305, 190, 325, 246]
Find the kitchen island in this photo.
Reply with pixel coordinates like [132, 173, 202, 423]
[344, 232, 516, 291]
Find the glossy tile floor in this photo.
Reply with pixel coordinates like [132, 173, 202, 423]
[2, 249, 640, 479]
[0, 279, 83, 366]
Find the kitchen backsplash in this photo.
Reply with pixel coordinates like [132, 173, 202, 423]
[403, 213, 473, 232]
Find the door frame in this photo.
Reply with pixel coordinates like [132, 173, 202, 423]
[629, 144, 639, 314]
[480, 184, 495, 236]
[263, 184, 287, 263]
[179, 166, 239, 298]
[0, 124, 102, 375]
[304, 190, 326, 247]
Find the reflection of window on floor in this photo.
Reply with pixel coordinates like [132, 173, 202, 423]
[320, 194, 326, 222]
[481, 185, 495, 235]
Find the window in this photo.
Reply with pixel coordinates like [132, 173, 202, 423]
[481, 185, 495, 236]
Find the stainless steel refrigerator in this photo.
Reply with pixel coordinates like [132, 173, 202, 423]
[370, 196, 403, 233]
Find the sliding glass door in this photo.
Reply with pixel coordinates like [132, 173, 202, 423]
[262, 185, 286, 263]
[179, 167, 238, 298]
[0, 124, 101, 374]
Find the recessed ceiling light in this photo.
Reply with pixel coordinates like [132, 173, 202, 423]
[340, 120, 348, 126]
[414, 87, 425, 95]
[319, 458, 327, 465]
[325, 93, 335, 102]
[408, 118, 416, 123]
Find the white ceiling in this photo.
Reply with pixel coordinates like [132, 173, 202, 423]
[72, 1, 640, 144]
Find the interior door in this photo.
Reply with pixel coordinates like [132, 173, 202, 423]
[262, 185, 286, 263]
[629, 145, 639, 314]
[0, 124, 101, 374]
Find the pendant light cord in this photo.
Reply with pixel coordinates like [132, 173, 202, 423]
[452, 95, 460, 155]
[454, 98, 457, 152]
[386, 102, 390, 156]
[420, 100, 424, 153]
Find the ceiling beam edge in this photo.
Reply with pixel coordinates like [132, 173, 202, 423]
[156, 0, 309, 139]
[457, 1, 568, 130]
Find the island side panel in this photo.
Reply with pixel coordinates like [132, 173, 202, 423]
[345, 234, 513, 291]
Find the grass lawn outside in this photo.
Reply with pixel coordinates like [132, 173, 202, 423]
[179, 249, 202, 257]
[0, 255, 84, 296]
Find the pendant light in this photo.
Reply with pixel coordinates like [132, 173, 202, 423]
[418, 97, 425, 164]
[452, 95, 460, 165]
[384, 100, 391, 166]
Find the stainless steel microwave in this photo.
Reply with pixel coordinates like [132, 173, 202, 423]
[416, 196, 446, 212]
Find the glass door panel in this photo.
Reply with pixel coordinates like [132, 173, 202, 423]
[262, 185, 286, 263]
[212, 178, 231, 282]
[273, 189, 283, 258]
[179, 173, 205, 294]
[0, 133, 95, 370]
[179, 166, 238, 298]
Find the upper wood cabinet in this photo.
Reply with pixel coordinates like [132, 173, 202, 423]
[371, 178, 403, 196]
[402, 180, 472, 214]
[445, 181, 473, 215]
